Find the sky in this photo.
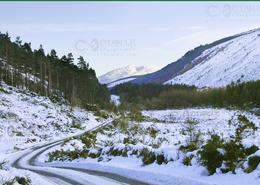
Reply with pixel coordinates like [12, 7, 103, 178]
[0, 2, 260, 76]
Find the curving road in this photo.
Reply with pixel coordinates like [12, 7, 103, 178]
[11, 121, 149, 185]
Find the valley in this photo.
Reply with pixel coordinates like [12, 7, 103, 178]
[0, 18, 260, 185]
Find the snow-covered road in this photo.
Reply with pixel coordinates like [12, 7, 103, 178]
[10, 120, 148, 185]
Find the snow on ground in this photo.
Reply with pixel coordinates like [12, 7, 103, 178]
[0, 83, 103, 154]
[0, 167, 54, 185]
[0, 82, 110, 184]
[110, 95, 120, 106]
[165, 28, 260, 88]
[40, 108, 260, 185]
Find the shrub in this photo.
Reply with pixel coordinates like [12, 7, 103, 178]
[182, 119, 202, 151]
[148, 126, 158, 139]
[183, 155, 194, 166]
[71, 119, 81, 129]
[244, 145, 259, 156]
[128, 107, 144, 122]
[109, 147, 126, 156]
[235, 115, 257, 143]
[221, 140, 245, 173]
[179, 142, 198, 153]
[80, 132, 97, 148]
[0, 87, 9, 94]
[245, 156, 260, 173]
[15, 131, 24, 136]
[3, 177, 31, 185]
[199, 135, 224, 175]
[112, 117, 129, 132]
[123, 137, 136, 145]
[156, 154, 166, 165]
[140, 148, 156, 165]
[88, 153, 96, 158]
[48, 150, 67, 162]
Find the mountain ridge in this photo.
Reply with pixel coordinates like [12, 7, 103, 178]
[105, 27, 260, 89]
[98, 65, 158, 84]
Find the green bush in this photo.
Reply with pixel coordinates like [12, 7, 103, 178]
[244, 145, 259, 156]
[222, 140, 245, 173]
[235, 115, 257, 143]
[3, 177, 31, 185]
[94, 109, 109, 119]
[148, 126, 158, 139]
[179, 143, 198, 153]
[123, 137, 136, 145]
[107, 144, 129, 157]
[181, 119, 202, 152]
[110, 148, 123, 156]
[71, 119, 81, 129]
[0, 87, 8, 94]
[80, 132, 97, 148]
[112, 117, 129, 132]
[128, 107, 144, 122]
[140, 148, 156, 165]
[245, 156, 260, 173]
[183, 155, 194, 166]
[88, 150, 101, 158]
[48, 149, 88, 162]
[199, 135, 224, 175]
[156, 154, 166, 165]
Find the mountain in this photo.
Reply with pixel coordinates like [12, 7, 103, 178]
[165, 28, 260, 88]
[98, 65, 158, 84]
[131, 28, 260, 88]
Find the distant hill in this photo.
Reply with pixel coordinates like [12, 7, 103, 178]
[98, 65, 158, 84]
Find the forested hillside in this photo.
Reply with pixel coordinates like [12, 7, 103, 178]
[0, 32, 110, 108]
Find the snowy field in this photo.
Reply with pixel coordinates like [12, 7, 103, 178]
[39, 108, 260, 185]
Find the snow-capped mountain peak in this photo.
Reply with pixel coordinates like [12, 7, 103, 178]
[98, 65, 159, 84]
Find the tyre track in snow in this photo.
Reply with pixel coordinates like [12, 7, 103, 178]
[11, 120, 149, 185]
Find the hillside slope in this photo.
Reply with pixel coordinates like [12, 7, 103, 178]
[165, 28, 260, 87]
[131, 28, 260, 87]
[0, 82, 101, 154]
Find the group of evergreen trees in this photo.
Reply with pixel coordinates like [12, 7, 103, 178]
[112, 81, 260, 109]
[0, 32, 110, 108]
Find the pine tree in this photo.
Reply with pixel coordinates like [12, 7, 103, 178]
[77, 56, 88, 70]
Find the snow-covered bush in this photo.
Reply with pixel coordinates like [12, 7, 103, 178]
[235, 115, 257, 143]
[156, 153, 167, 165]
[182, 155, 194, 166]
[199, 134, 259, 175]
[140, 148, 156, 165]
[221, 140, 245, 173]
[199, 135, 224, 175]
[180, 119, 202, 153]
[80, 132, 97, 148]
[2, 176, 31, 185]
